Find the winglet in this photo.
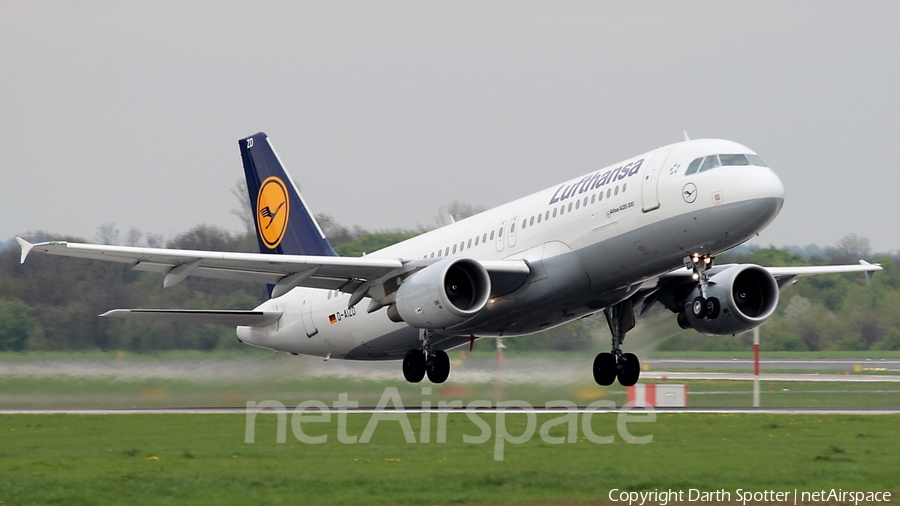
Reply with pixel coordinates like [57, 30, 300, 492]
[683, 130, 690, 142]
[16, 237, 34, 264]
[860, 260, 876, 286]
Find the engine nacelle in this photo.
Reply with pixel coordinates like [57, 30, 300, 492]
[682, 264, 779, 335]
[394, 258, 491, 329]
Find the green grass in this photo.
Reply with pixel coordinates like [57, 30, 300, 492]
[0, 349, 272, 362]
[0, 413, 897, 505]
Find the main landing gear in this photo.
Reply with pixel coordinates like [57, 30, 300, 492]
[688, 253, 719, 319]
[593, 299, 641, 387]
[402, 348, 450, 384]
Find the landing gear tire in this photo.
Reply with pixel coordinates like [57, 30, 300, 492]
[617, 352, 640, 387]
[705, 297, 720, 320]
[691, 296, 721, 320]
[402, 349, 426, 383]
[691, 296, 706, 318]
[426, 350, 451, 384]
[593, 352, 617, 386]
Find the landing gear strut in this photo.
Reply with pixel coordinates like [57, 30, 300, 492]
[687, 253, 720, 319]
[593, 299, 641, 387]
[402, 347, 450, 384]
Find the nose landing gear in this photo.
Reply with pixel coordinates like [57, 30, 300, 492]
[592, 299, 641, 387]
[687, 253, 720, 319]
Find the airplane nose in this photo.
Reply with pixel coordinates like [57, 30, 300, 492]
[738, 168, 785, 204]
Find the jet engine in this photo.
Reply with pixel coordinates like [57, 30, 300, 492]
[679, 264, 779, 335]
[392, 258, 491, 329]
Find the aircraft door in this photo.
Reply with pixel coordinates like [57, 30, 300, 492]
[641, 150, 671, 212]
[495, 220, 507, 252]
[507, 216, 519, 248]
[301, 290, 318, 337]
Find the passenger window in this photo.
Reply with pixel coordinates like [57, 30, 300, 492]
[545, 211, 550, 221]
[591, 194, 595, 204]
[537, 213, 542, 223]
[453, 244, 457, 254]
[430, 252, 434, 258]
[475, 236, 480, 246]
[699, 155, 720, 172]
[484, 233, 489, 242]
[510, 222, 516, 233]
[467, 239, 472, 248]
[575, 200, 580, 210]
[720, 154, 750, 166]
[622, 183, 626, 192]
[615, 186, 619, 196]
[685, 157, 703, 175]
[460, 241, 465, 250]
[445, 247, 450, 256]
[606, 189, 611, 198]
[437, 249, 442, 257]
[560, 205, 565, 216]
[498, 227, 504, 237]
[553, 208, 557, 218]
[568, 203, 573, 212]
[598, 191, 603, 201]
[747, 154, 766, 166]
[529, 216, 534, 226]
[583, 197, 588, 206]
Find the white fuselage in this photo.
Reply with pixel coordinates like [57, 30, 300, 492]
[237, 139, 785, 360]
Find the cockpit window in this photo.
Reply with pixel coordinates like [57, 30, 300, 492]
[685, 157, 702, 175]
[699, 155, 720, 172]
[719, 154, 751, 166]
[747, 154, 766, 166]
[687, 153, 766, 175]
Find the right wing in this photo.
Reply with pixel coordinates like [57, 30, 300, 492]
[17, 238, 530, 306]
[18, 237, 402, 295]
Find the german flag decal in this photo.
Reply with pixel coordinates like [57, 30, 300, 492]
[328, 314, 338, 325]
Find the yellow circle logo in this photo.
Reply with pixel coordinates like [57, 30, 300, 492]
[256, 176, 290, 249]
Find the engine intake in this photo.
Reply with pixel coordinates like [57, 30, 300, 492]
[682, 264, 779, 335]
[394, 258, 491, 329]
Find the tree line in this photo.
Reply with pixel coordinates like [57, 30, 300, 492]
[1, 214, 897, 354]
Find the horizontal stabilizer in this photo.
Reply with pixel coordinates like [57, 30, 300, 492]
[100, 309, 282, 327]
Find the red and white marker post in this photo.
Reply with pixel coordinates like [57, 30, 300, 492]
[753, 326, 760, 408]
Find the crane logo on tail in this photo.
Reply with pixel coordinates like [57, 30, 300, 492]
[256, 176, 290, 249]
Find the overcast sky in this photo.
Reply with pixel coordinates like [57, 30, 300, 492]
[2, 1, 898, 252]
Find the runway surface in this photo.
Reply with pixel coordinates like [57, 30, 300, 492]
[646, 358, 900, 371]
[1, 356, 896, 385]
[642, 371, 900, 382]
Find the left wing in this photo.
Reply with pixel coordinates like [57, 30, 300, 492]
[638, 260, 882, 315]
[657, 260, 881, 288]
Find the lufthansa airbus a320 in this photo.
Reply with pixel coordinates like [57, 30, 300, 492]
[18, 133, 880, 386]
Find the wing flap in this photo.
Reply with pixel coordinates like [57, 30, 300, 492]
[100, 309, 283, 327]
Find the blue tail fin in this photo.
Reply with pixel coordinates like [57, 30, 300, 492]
[239, 132, 338, 257]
